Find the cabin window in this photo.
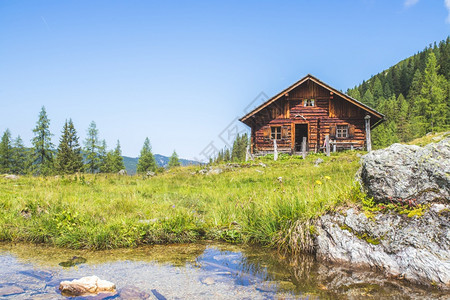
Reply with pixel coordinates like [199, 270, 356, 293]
[271, 126, 281, 140]
[336, 125, 348, 138]
[304, 99, 315, 107]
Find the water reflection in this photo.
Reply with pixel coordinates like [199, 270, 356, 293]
[0, 242, 445, 299]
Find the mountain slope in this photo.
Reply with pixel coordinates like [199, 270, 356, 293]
[346, 37, 450, 149]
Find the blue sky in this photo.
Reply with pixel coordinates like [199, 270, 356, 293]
[0, 1, 449, 161]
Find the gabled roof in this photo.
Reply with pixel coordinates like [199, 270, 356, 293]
[239, 74, 384, 127]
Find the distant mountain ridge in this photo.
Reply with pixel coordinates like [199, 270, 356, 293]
[122, 155, 200, 175]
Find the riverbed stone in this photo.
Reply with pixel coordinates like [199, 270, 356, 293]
[59, 276, 116, 296]
[359, 137, 450, 204]
[0, 285, 25, 296]
[201, 277, 215, 285]
[119, 286, 151, 299]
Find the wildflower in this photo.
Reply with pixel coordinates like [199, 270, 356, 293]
[172, 204, 176, 208]
[324, 176, 331, 180]
[315, 180, 322, 185]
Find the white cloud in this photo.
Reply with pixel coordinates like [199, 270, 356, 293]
[445, 0, 450, 23]
[404, 0, 419, 7]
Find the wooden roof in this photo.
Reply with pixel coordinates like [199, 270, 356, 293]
[239, 74, 385, 128]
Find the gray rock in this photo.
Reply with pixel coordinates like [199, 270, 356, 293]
[198, 168, 208, 175]
[118, 169, 127, 176]
[4, 174, 19, 180]
[359, 137, 450, 204]
[314, 158, 324, 166]
[315, 205, 450, 288]
[207, 168, 222, 175]
[146, 171, 156, 177]
[258, 162, 267, 168]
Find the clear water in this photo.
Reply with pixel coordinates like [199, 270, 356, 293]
[0, 242, 445, 299]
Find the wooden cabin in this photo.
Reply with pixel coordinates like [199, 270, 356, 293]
[240, 74, 384, 155]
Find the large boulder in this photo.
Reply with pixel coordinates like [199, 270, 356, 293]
[359, 137, 449, 204]
[315, 204, 450, 288]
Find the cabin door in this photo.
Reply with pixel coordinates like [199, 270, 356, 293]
[294, 124, 308, 152]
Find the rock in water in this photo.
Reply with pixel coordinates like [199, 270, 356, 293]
[359, 137, 449, 204]
[59, 276, 116, 296]
[59, 256, 87, 267]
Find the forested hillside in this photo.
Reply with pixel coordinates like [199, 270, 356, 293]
[346, 37, 450, 148]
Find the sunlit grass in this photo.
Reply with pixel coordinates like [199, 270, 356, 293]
[0, 151, 362, 249]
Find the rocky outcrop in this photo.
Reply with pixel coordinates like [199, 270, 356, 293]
[314, 138, 450, 289]
[359, 137, 449, 204]
[315, 205, 450, 288]
[59, 276, 116, 296]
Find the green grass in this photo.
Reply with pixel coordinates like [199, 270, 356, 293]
[406, 130, 449, 147]
[0, 151, 362, 250]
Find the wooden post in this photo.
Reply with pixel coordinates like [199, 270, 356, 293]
[325, 135, 330, 157]
[365, 115, 372, 152]
[245, 145, 252, 161]
[274, 139, 278, 161]
[302, 137, 307, 159]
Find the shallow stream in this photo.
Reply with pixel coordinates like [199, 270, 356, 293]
[0, 242, 445, 299]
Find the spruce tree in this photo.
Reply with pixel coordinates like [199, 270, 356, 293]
[98, 139, 108, 172]
[11, 135, 29, 174]
[101, 140, 125, 173]
[362, 90, 375, 107]
[84, 121, 101, 173]
[100, 151, 114, 173]
[113, 140, 125, 171]
[31, 106, 54, 175]
[417, 53, 447, 132]
[55, 119, 83, 174]
[396, 94, 411, 141]
[0, 129, 13, 173]
[372, 77, 384, 104]
[168, 150, 181, 168]
[137, 137, 157, 173]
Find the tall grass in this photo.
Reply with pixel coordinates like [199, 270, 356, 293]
[0, 151, 361, 250]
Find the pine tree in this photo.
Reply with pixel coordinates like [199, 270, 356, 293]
[0, 129, 13, 173]
[98, 140, 108, 172]
[347, 87, 361, 100]
[417, 52, 447, 132]
[372, 77, 384, 105]
[102, 140, 125, 173]
[11, 135, 29, 174]
[84, 121, 101, 173]
[100, 151, 114, 173]
[55, 119, 83, 174]
[362, 90, 375, 107]
[31, 106, 54, 175]
[396, 94, 411, 141]
[168, 150, 181, 168]
[137, 137, 157, 173]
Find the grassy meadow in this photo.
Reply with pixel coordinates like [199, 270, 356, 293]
[0, 151, 363, 250]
